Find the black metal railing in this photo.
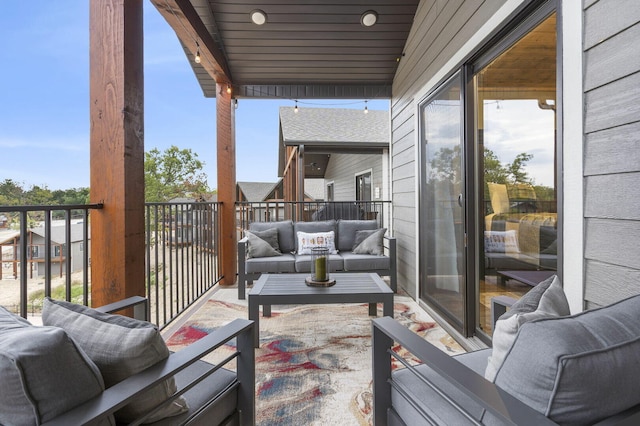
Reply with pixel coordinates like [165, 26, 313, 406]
[0, 201, 222, 330]
[145, 201, 221, 328]
[236, 200, 391, 230]
[0, 204, 102, 318]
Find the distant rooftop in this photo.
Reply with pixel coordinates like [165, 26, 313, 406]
[279, 107, 389, 147]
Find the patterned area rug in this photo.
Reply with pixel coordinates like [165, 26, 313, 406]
[165, 286, 463, 426]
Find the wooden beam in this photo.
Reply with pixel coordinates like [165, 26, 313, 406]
[216, 83, 237, 285]
[90, 0, 145, 307]
[150, 0, 232, 84]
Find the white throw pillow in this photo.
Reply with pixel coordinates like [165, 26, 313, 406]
[296, 231, 337, 255]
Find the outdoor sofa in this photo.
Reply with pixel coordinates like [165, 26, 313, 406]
[372, 275, 640, 425]
[0, 296, 255, 426]
[237, 219, 396, 299]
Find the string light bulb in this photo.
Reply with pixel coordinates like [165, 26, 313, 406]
[364, 100, 369, 114]
[194, 41, 201, 64]
[226, 84, 232, 95]
[294, 100, 299, 113]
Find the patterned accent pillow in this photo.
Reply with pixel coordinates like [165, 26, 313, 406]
[296, 230, 338, 255]
[484, 230, 520, 253]
[42, 298, 189, 423]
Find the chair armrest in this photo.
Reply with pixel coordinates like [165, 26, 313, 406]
[372, 316, 556, 426]
[383, 236, 397, 292]
[43, 318, 255, 426]
[238, 237, 248, 261]
[94, 296, 148, 321]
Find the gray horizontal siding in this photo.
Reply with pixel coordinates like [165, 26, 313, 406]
[585, 219, 640, 271]
[583, 0, 640, 307]
[390, 0, 506, 296]
[584, 260, 640, 308]
[583, 0, 640, 50]
[584, 122, 640, 176]
[584, 69, 640, 134]
[584, 22, 640, 91]
[584, 173, 640, 220]
[324, 153, 383, 201]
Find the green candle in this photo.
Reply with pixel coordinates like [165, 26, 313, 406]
[315, 256, 327, 281]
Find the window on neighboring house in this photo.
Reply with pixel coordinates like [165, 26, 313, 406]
[355, 171, 372, 201]
[30, 246, 39, 259]
[326, 182, 334, 201]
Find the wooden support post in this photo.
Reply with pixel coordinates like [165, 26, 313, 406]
[216, 83, 237, 285]
[89, 0, 145, 307]
[297, 144, 305, 219]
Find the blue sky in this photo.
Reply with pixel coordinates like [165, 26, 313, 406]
[0, 2, 388, 191]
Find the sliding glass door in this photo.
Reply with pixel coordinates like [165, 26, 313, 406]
[419, 73, 466, 331]
[417, 4, 558, 339]
[475, 11, 558, 337]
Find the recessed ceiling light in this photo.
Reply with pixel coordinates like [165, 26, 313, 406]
[251, 9, 267, 25]
[360, 10, 378, 27]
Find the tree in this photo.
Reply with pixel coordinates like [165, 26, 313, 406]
[144, 146, 210, 202]
[483, 148, 509, 184]
[0, 179, 26, 206]
[507, 152, 533, 184]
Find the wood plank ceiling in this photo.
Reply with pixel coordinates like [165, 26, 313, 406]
[154, 0, 420, 99]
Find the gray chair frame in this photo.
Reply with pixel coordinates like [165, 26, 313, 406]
[42, 297, 255, 426]
[372, 316, 640, 426]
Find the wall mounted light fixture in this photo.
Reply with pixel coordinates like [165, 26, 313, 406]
[251, 9, 267, 25]
[360, 10, 378, 27]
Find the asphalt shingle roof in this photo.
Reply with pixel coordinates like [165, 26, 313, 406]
[279, 107, 389, 146]
[237, 181, 279, 202]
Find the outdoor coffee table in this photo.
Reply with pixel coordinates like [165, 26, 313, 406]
[248, 272, 394, 347]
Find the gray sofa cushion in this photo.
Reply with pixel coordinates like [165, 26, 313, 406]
[250, 220, 295, 253]
[341, 251, 390, 271]
[495, 294, 640, 425]
[392, 361, 503, 426]
[42, 298, 188, 424]
[245, 229, 282, 258]
[0, 306, 113, 426]
[149, 360, 237, 426]
[485, 275, 569, 381]
[245, 253, 296, 273]
[337, 219, 378, 251]
[294, 253, 344, 273]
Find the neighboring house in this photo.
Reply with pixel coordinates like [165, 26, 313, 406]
[0, 224, 88, 279]
[236, 180, 319, 224]
[278, 107, 390, 204]
[164, 196, 217, 249]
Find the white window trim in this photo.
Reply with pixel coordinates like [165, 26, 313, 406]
[561, 1, 584, 314]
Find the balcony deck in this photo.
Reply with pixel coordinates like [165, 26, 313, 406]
[160, 280, 463, 425]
